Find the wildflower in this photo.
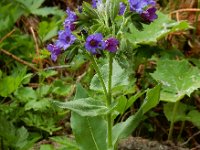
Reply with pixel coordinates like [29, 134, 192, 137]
[47, 44, 62, 61]
[64, 8, 78, 31]
[105, 38, 119, 53]
[128, 0, 156, 14]
[64, 20, 76, 31]
[85, 33, 106, 54]
[119, 2, 126, 15]
[141, 7, 158, 23]
[92, 0, 102, 9]
[66, 8, 78, 22]
[56, 28, 76, 50]
[128, 0, 148, 13]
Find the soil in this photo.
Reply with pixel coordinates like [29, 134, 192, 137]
[118, 137, 190, 150]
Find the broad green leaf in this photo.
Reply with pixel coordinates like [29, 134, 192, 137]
[112, 84, 160, 145]
[0, 76, 23, 97]
[25, 98, 51, 111]
[126, 12, 189, 45]
[151, 59, 200, 102]
[14, 87, 37, 103]
[163, 102, 193, 122]
[52, 98, 109, 117]
[90, 60, 129, 92]
[187, 110, 200, 128]
[71, 84, 107, 150]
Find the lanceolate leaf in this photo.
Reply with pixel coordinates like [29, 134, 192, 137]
[71, 84, 107, 150]
[112, 84, 160, 145]
[151, 59, 200, 102]
[52, 98, 110, 117]
[90, 60, 129, 92]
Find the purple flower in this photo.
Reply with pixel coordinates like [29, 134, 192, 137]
[141, 7, 158, 23]
[105, 38, 119, 53]
[128, 0, 156, 14]
[119, 2, 126, 15]
[56, 28, 76, 50]
[64, 19, 76, 31]
[92, 0, 102, 9]
[85, 33, 106, 54]
[66, 8, 78, 22]
[128, 0, 148, 13]
[47, 44, 62, 61]
[64, 8, 78, 31]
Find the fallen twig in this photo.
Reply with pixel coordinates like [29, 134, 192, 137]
[0, 48, 39, 72]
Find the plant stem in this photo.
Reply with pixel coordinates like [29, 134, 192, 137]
[168, 101, 179, 141]
[178, 121, 185, 140]
[89, 54, 108, 98]
[107, 53, 113, 149]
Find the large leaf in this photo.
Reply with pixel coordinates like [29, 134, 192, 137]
[164, 103, 200, 129]
[163, 102, 193, 122]
[151, 59, 200, 102]
[52, 98, 110, 117]
[71, 84, 107, 150]
[90, 60, 129, 92]
[0, 76, 23, 97]
[112, 84, 160, 146]
[126, 12, 189, 45]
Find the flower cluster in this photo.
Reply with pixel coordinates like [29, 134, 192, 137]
[47, 8, 77, 61]
[47, 0, 157, 61]
[85, 33, 119, 54]
[128, 0, 157, 23]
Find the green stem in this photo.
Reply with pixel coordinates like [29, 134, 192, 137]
[107, 53, 113, 149]
[178, 121, 185, 141]
[168, 101, 179, 141]
[88, 54, 108, 98]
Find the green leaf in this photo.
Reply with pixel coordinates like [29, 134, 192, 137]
[40, 144, 54, 150]
[52, 98, 109, 117]
[90, 60, 129, 92]
[126, 12, 189, 45]
[112, 84, 160, 145]
[140, 84, 161, 114]
[151, 59, 200, 102]
[52, 80, 72, 96]
[25, 98, 51, 111]
[14, 87, 37, 103]
[163, 102, 192, 122]
[187, 110, 200, 128]
[0, 76, 23, 97]
[71, 84, 107, 150]
[50, 136, 79, 150]
[38, 21, 58, 42]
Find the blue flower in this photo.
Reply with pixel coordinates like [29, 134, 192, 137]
[119, 2, 126, 15]
[92, 0, 102, 9]
[47, 44, 62, 61]
[141, 7, 158, 23]
[128, 0, 148, 13]
[85, 33, 106, 54]
[64, 8, 78, 31]
[64, 20, 76, 31]
[56, 28, 76, 50]
[105, 38, 119, 53]
[128, 0, 156, 14]
[66, 8, 78, 22]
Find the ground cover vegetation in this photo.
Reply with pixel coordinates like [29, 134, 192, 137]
[0, 0, 200, 150]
